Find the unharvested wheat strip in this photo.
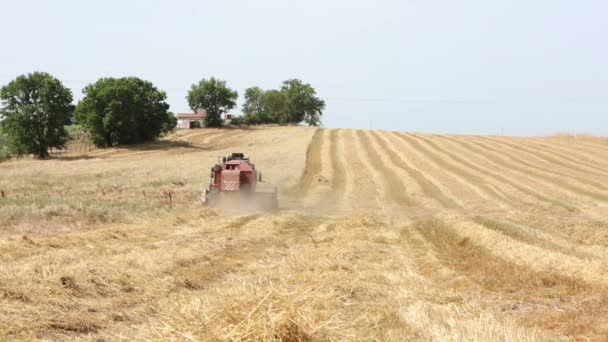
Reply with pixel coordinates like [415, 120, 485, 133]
[415, 133, 577, 211]
[349, 130, 387, 209]
[388, 132, 498, 208]
[356, 130, 415, 206]
[327, 129, 346, 194]
[371, 131, 461, 209]
[313, 128, 336, 204]
[478, 135, 608, 178]
[294, 129, 324, 197]
[397, 133, 520, 207]
[329, 129, 346, 198]
[466, 135, 608, 192]
[437, 135, 608, 203]
[337, 130, 356, 205]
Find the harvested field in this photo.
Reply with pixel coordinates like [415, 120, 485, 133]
[1, 127, 608, 340]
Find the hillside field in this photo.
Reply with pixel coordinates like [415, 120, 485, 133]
[1, 127, 608, 340]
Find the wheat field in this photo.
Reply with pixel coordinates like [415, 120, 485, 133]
[1, 127, 608, 341]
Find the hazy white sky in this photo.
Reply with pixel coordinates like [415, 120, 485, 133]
[1, 0, 606, 136]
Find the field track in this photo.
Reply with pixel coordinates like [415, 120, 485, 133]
[1, 127, 608, 340]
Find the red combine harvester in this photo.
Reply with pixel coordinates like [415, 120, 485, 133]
[202, 153, 278, 211]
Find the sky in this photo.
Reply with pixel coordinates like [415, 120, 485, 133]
[0, 0, 606, 136]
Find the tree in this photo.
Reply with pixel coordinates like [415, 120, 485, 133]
[242, 87, 265, 117]
[242, 86, 266, 124]
[242, 86, 276, 124]
[0, 128, 12, 161]
[0, 72, 74, 158]
[187, 78, 237, 128]
[262, 90, 290, 124]
[242, 87, 291, 125]
[229, 115, 245, 126]
[281, 79, 325, 126]
[162, 111, 177, 135]
[75, 77, 174, 147]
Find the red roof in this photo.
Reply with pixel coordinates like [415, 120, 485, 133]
[176, 112, 205, 119]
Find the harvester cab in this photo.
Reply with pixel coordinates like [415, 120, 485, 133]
[202, 153, 278, 211]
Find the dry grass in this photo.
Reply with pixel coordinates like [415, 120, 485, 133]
[355, 130, 414, 206]
[406, 219, 608, 340]
[1, 127, 608, 340]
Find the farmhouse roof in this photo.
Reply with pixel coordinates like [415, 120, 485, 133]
[176, 112, 205, 119]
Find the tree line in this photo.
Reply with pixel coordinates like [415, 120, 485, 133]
[237, 79, 325, 126]
[0, 72, 325, 159]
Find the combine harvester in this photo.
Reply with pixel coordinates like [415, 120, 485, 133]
[202, 153, 278, 211]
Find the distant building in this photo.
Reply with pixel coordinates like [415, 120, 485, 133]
[176, 109, 234, 128]
[176, 108, 207, 128]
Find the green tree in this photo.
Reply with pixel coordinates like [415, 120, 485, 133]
[242, 87, 264, 116]
[75, 77, 174, 147]
[162, 111, 177, 135]
[262, 90, 290, 124]
[242, 87, 291, 124]
[0, 72, 74, 158]
[281, 79, 326, 126]
[229, 115, 245, 126]
[0, 128, 12, 161]
[187, 78, 237, 128]
[242, 86, 266, 124]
